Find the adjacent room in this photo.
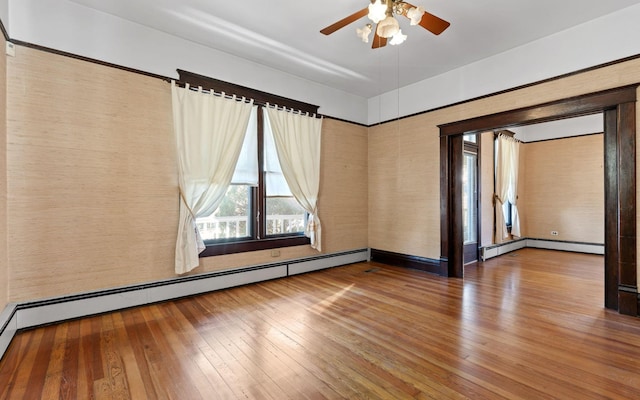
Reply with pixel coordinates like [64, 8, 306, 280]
[1, 0, 640, 398]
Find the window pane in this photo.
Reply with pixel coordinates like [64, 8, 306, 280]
[196, 185, 251, 241]
[263, 111, 292, 196]
[231, 106, 259, 185]
[463, 134, 477, 143]
[266, 197, 306, 235]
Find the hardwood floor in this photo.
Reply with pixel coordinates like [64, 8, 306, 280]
[1, 248, 640, 399]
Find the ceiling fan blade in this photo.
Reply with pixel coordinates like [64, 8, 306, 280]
[400, 2, 450, 35]
[320, 8, 369, 35]
[418, 10, 450, 35]
[371, 27, 387, 49]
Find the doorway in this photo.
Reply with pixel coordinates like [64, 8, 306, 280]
[438, 85, 638, 316]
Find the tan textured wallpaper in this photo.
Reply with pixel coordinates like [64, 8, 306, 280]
[7, 47, 178, 301]
[520, 135, 604, 243]
[6, 46, 368, 302]
[0, 35, 7, 310]
[368, 116, 440, 258]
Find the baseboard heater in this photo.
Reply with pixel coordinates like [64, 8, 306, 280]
[480, 238, 604, 261]
[0, 248, 368, 360]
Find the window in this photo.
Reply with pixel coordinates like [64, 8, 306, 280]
[193, 106, 309, 256]
[263, 111, 307, 236]
[463, 133, 477, 143]
[179, 70, 319, 257]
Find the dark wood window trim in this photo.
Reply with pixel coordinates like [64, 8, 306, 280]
[200, 236, 310, 257]
[438, 84, 639, 317]
[177, 70, 317, 257]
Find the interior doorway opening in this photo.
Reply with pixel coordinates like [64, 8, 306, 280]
[438, 85, 638, 316]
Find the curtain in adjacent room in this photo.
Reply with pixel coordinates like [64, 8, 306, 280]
[494, 133, 521, 243]
[171, 82, 253, 274]
[265, 106, 323, 250]
[508, 138, 521, 237]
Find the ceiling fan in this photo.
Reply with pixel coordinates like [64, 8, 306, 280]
[320, 0, 450, 48]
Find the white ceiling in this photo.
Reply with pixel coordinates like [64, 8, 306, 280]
[66, 0, 640, 99]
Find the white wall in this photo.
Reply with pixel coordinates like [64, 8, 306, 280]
[7, 0, 368, 124]
[0, 0, 7, 33]
[368, 4, 640, 125]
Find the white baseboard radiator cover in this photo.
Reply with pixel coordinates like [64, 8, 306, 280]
[0, 248, 368, 360]
[480, 238, 604, 261]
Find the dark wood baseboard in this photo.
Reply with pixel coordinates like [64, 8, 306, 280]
[370, 249, 442, 275]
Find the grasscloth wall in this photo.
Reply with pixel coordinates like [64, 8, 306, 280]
[368, 117, 440, 258]
[6, 46, 368, 302]
[0, 34, 7, 311]
[368, 56, 640, 275]
[7, 46, 178, 302]
[520, 134, 604, 243]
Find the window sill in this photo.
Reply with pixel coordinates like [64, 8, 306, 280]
[199, 236, 311, 257]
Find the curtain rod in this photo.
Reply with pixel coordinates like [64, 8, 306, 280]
[171, 80, 321, 118]
[171, 80, 252, 103]
[174, 69, 320, 115]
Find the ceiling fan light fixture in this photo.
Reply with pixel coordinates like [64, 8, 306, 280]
[377, 15, 400, 38]
[320, 1, 450, 49]
[407, 6, 425, 25]
[356, 24, 372, 43]
[367, 0, 387, 24]
[389, 29, 407, 45]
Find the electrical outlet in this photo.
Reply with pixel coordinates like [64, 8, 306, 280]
[551, 231, 559, 236]
[271, 249, 280, 257]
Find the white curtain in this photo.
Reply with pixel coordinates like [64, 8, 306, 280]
[494, 133, 521, 243]
[508, 138, 521, 237]
[263, 115, 293, 196]
[172, 82, 253, 274]
[265, 107, 323, 250]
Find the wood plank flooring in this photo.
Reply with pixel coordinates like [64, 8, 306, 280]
[1, 248, 640, 399]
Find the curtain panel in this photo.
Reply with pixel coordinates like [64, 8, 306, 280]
[494, 133, 521, 243]
[265, 107, 323, 250]
[171, 82, 253, 274]
[508, 138, 521, 237]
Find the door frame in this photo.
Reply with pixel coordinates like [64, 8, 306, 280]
[438, 85, 638, 316]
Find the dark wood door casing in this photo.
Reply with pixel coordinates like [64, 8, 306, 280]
[438, 84, 638, 316]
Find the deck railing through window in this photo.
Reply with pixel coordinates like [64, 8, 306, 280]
[196, 214, 305, 240]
